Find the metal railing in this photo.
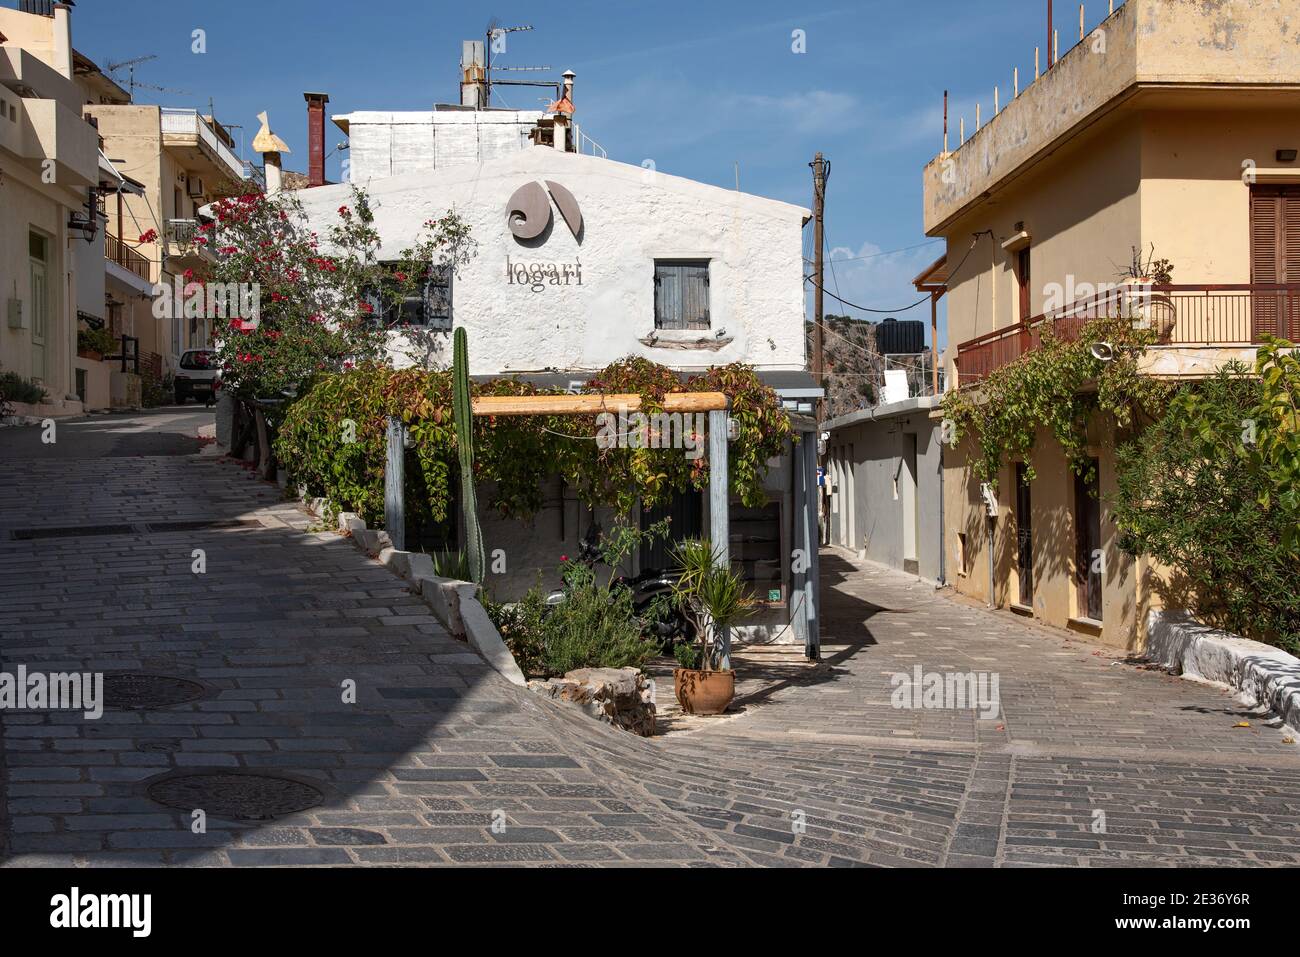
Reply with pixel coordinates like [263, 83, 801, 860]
[104, 232, 152, 282]
[955, 283, 1300, 386]
[159, 107, 245, 180]
[573, 124, 607, 159]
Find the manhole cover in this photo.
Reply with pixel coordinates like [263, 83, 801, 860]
[148, 772, 323, 821]
[103, 673, 208, 710]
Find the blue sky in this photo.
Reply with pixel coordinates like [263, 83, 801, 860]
[66, 0, 1124, 342]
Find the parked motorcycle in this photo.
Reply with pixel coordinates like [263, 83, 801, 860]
[544, 524, 695, 649]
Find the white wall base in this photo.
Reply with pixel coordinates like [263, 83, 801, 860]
[1146, 609, 1300, 736]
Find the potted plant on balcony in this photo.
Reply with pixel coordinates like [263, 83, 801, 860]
[1119, 244, 1176, 343]
[77, 327, 117, 361]
[670, 538, 754, 715]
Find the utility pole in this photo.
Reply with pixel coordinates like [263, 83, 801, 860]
[811, 152, 827, 422]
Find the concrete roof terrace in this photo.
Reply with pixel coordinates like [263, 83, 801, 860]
[923, 0, 1300, 235]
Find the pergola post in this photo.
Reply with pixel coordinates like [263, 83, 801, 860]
[708, 407, 731, 670]
[385, 416, 406, 552]
[793, 428, 820, 660]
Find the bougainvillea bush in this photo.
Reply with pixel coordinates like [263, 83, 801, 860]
[198, 186, 474, 472]
[274, 358, 795, 529]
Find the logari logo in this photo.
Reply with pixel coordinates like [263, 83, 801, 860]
[506, 180, 583, 242]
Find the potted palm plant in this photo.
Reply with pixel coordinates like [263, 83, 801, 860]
[670, 538, 753, 715]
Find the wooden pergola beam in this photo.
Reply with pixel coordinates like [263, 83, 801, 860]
[471, 391, 729, 417]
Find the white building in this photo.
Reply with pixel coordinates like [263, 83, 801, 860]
[293, 145, 822, 649]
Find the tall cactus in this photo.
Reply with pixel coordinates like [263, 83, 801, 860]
[453, 327, 486, 585]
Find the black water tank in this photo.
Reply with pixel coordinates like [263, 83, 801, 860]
[876, 318, 925, 355]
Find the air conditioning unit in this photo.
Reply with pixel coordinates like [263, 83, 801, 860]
[186, 177, 205, 198]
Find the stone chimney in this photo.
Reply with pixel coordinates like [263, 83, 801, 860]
[51, 3, 72, 79]
[304, 92, 329, 188]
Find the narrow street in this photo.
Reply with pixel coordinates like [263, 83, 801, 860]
[1, 411, 1298, 867]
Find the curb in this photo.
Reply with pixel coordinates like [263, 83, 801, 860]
[306, 499, 526, 687]
[1147, 609, 1300, 736]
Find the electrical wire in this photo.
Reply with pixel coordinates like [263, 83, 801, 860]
[803, 238, 943, 265]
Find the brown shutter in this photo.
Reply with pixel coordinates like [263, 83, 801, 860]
[1251, 188, 1281, 339]
[1284, 192, 1300, 339]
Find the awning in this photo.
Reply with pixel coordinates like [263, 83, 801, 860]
[98, 151, 145, 196]
[912, 253, 948, 294]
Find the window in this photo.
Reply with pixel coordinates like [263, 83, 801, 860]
[29, 231, 49, 382]
[366, 265, 452, 330]
[179, 350, 214, 371]
[654, 260, 710, 330]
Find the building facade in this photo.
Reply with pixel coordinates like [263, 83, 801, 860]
[926, 0, 1300, 648]
[292, 144, 821, 644]
[0, 2, 99, 416]
[85, 103, 258, 378]
[824, 396, 945, 585]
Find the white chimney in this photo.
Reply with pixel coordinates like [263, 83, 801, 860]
[52, 3, 72, 79]
[264, 156, 283, 196]
[461, 41, 485, 108]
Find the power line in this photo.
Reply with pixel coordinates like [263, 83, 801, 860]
[805, 233, 981, 314]
[803, 237, 943, 265]
[805, 276, 931, 314]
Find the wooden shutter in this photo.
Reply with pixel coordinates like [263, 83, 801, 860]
[1251, 188, 1282, 339]
[1285, 191, 1300, 339]
[654, 261, 710, 330]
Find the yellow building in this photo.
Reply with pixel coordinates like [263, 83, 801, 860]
[84, 102, 256, 379]
[0, 2, 99, 414]
[925, 0, 1300, 649]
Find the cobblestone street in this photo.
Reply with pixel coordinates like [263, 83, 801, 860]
[2, 411, 1298, 867]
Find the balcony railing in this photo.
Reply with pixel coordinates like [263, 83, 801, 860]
[104, 232, 151, 282]
[955, 283, 1300, 386]
[159, 107, 245, 181]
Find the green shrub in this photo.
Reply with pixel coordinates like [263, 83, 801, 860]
[1113, 352, 1300, 652]
[484, 565, 656, 679]
[0, 371, 48, 405]
[430, 549, 471, 581]
[78, 327, 117, 356]
[483, 589, 549, 679]
[142, 373, 172, 408]
[673, 642, 700, 670]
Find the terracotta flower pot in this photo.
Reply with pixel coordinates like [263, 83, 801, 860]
[674, 668, 735, 715]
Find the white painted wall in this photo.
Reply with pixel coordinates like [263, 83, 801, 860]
[339, 110, 545, 182]
[293, 146, 809, 375]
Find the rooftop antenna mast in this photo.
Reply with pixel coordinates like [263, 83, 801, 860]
[105, 54, 190, 99]
[484, 21, 543, 106]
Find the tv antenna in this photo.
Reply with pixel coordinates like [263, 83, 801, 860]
[105, 54, 191, 99]
[483, 22, 554, 107]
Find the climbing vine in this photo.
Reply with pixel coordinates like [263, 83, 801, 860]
[275, 358, 795, 529]
[940, 317, 1172, 486]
